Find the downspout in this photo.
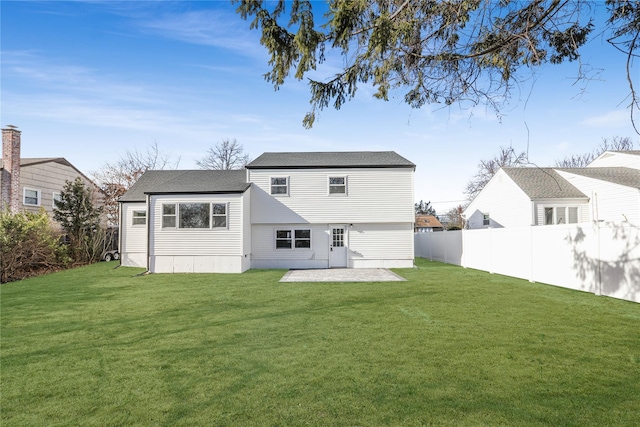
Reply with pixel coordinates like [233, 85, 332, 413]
[146, 194, 151, 273]
[118, 201, 123, 267]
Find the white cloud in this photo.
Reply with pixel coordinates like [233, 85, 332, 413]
[582, 109, 629, 127]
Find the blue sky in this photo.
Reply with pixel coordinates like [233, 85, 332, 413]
[2, 1, 638, 214]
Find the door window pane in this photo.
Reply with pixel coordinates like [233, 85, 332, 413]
[332, 228, 344, 247]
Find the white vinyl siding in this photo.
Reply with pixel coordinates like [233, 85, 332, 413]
[588, 152, 640, 170]
[149, 194, 243, 257]
[251, 222, 413, 269]
[464, 170, 533, 229]
[556, 170, 640, 223]
[120, 202, 148, 268]
[249, 168, 414, 224]
[251, 224, 330, 269]
[349, 223, 414, 268]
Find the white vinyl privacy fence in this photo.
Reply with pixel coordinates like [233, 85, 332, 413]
[414, 222, 640, 303]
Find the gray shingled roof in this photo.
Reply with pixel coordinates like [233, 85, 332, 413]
[119, 169, 249, 202]
[502, 168, 588, 199]
[246, 151, 415, 169]
[558, 167, 640, 189]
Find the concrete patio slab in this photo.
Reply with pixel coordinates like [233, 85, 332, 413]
[280, 268, 406, 282]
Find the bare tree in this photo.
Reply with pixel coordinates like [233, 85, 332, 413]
[555, 136, 636, 167]
[443, 205, 466, 230]
[465, 146, 528, 201]
[197, 139, 250, 170]
[91, 142, 179, 226]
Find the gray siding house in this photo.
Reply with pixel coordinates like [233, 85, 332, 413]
[1, 126, 100, 224]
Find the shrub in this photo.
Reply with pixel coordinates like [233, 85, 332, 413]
[0, 209, 70, 283]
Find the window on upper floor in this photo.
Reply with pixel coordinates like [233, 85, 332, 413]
[270, 177, 289, 195]
[482, 213, 490, 226]
[23, 188, 41, 206]
[52, 192, 62, 208]
[328, 176, 347, 195]
[132, 210, 147, 226]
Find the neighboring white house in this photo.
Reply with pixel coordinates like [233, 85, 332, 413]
[119, 151, 415, 273]
[464, 151, 640, 229]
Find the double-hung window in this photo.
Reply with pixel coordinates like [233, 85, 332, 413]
[161, 202, 228, 229]
[211, 203, 227, 228]
[328, 176, 347, 195]
[132, 210, 147, 226]
[52, 192, 62, 208]
[275, 229, 311, 249]
[23, 188, 41, 206]
[162, 204, 176, 228]
[270, 177, 289, 195]
[482, 213, 490, 226]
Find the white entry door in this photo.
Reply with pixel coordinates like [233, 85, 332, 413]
[329, 226, 348, 268]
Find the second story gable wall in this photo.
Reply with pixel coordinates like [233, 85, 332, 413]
[248, 167, 414, 224]
[20, 161, 99, 216]
[464, 169, 533, 229]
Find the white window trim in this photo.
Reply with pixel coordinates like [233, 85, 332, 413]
[542, 205, 580, 225]
[23, 187, 41, 207]
[270, 176, 290, 196]
[161, 202, 229, 230]
[328, 176, 347, 196]
[132, 210, 147, 226]
[274, 228, 312, 250]
[211, 202, 229, 229]
[482, 212, 490, 227]
[52, 192, 61, 208]
[162, 204, 177, 229]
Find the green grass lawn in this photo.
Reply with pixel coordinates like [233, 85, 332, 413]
[2, 259, 639, 426]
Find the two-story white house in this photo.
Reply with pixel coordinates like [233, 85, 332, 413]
[118, 151, 415, 273]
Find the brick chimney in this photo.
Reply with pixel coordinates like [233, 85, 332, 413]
[1, 125, 21, 213]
